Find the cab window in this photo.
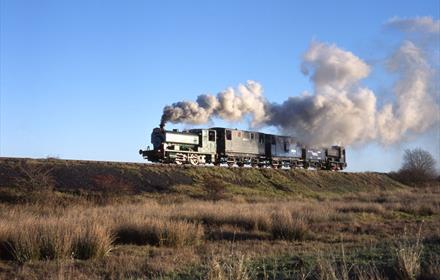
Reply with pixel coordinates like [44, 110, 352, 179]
[208, 131, 215, 141]
[259, 134, 265, 144]
[226, 130, 232, 140]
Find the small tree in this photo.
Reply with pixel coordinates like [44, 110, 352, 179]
[15, 162, 55, 192]
[397, 148, 438, 184]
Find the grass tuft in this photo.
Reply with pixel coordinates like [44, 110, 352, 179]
[72, 223, 113, 260]
[114, 219, 204, 247]
[270, 209, 310, 241]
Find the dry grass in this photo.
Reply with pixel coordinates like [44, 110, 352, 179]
[115, 218, 204, 247]
[394, 227, 423, 280]
[270, 209, 310, 241]
[0, 183, 438, 279]
[0, 219, 74, 262]
[206, 252, 253, 280]
[0, 187, 438, 262]
[0, 216, 113, 262]
[72, 223, 113, 260]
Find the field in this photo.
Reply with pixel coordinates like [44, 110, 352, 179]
[0, 158, 439, 279]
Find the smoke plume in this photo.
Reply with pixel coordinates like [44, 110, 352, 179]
[161, 80, 268, 126]
[160, 16, 439, 147]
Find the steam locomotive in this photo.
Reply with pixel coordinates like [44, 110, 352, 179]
[139, 126, 346, 170]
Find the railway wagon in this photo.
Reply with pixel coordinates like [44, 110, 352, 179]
[211, 127, 266, 166]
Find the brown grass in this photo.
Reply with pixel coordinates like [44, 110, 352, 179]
[0, 183, 438, 279]
[72, 223, 113, 260]
[270, 209, 310, 241]
[394, 227, 423, 280]
[206, 252, 253, 280]
[0, 219, 74, 262]
[115, 218, 204, 247]
[0, 215, 113, 262]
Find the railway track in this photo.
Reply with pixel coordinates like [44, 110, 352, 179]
[0, 157, 232, 169]
[0, 157, 339, 171]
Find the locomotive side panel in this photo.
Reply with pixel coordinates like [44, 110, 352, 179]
[305, 148, 326, 161]
[165, 131, 199, 145]
[267, 135, 303, 159]
[227, 130, 265, 155]
[211, 127, 266, 165]
[212, 128, 265, 156]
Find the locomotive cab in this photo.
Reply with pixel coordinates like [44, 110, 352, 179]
[151, 127, 165, 150]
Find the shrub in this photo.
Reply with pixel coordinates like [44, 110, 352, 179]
[15, 162, 55, 192]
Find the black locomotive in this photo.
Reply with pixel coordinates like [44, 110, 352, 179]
[139, 126, 346, 170]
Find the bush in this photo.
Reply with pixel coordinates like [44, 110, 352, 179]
[15, 162, 55, 192]
[396, 148, 438, 184]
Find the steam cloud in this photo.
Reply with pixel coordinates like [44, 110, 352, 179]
[160, 16, 439, 146]
[161, 80, 268, 126]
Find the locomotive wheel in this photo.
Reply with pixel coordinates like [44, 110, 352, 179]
[174, 153, 185, 165]
[188, 154, 199, 165]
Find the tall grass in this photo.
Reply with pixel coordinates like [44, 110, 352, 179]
[72, 223, 113, 260]
[0, 217, 113, 262]
[0, 191, 437, 265]
[270, 209, 310, 241]
[394, 227, 423, 280]
[114, 218, 204, 247]
[0, 219, 74, 262]
[206, 253, 252, 280]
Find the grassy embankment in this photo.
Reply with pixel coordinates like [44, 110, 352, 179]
[0, 158, 438, 279]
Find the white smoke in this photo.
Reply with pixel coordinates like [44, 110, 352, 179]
[377, 41, 438, 144]
[267, 42, 377, 146]
[161, 80, 268, 126]
[160, 16, 439, 147]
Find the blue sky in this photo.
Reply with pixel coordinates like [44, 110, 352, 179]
[1, 0, 439, 171]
